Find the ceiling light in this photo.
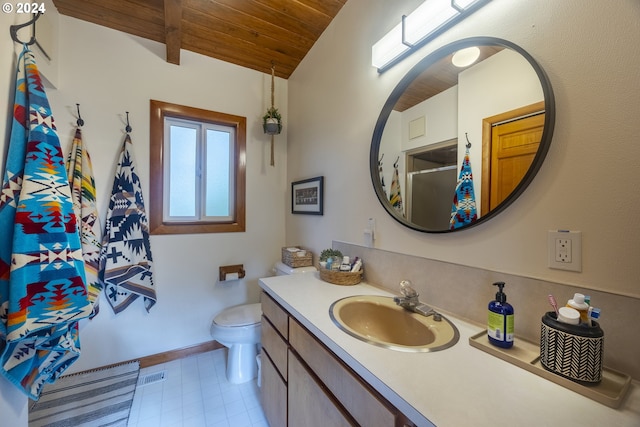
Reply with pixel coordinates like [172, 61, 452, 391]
[372, 0, 491, 72]
[451, 46, 480, 67]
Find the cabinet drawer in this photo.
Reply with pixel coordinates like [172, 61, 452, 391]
[261, 315, 288, 380]
[289, 320, 396, 427]
[261, 291, 289, 339]
[288, 350, 355, 427]
[261, 352, 287, 427]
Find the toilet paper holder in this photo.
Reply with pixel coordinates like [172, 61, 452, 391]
[219, 264, 246, 282]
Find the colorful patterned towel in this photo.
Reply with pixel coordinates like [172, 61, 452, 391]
[0, 47, 92, 400]
[389, 162, 404, 217]
[66, 128, 102, 318]
[449, 145, 478, 230]
[99, 134, 156, 314]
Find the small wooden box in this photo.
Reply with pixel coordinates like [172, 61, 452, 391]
[281, 246, 313, 268]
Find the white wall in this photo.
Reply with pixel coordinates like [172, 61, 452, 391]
[1, 8, 288, 388]
[287, 0, 640, 299]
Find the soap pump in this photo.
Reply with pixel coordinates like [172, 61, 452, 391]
[487, 282, 514, 348]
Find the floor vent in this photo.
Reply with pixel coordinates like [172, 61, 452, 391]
[137, 370, 167, 387]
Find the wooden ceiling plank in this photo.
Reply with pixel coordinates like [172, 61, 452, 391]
[290, 0, 346, 18]
[210, 0, 325, 41]
[164, 0, 182, 64]
[183, 8, 309, 60]
[295, 0, 347, 17]
[253, 0, 335, 33]
[55, 0, 164, 26]
[54, 0, 165, 42]
[182, 30, 297, 78]
[184, 0, 317, 50]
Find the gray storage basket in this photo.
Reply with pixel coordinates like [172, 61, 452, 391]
[540, 312, 604, 384]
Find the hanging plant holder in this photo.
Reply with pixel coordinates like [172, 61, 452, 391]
[263, 107, 282, 135]
[263, 64, 281, 166]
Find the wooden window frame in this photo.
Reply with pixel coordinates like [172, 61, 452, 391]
[149, 100, 246, 235]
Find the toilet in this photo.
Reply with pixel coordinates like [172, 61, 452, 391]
[211, 303, 262, 384]
[210, 262, 317, 384]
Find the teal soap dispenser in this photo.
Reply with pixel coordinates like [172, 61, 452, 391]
[488, 282, 514, 348]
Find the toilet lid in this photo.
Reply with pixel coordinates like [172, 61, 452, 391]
[214, 303, 262, 327]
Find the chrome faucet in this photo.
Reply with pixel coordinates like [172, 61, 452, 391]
[393, 280, 441, 320]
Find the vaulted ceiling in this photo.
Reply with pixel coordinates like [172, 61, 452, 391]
[52, 0, 347, 79]
[51, 0, 501, 109]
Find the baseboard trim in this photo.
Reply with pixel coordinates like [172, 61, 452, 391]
[137, 340, 225, 368]
[76, 341, 226, 375]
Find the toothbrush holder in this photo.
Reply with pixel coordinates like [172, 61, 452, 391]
[540, 312, 604, 384]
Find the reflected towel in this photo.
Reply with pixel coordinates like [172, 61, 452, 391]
[99, 134, 156, 314]
[66, 128, 102, 318]
[389, 163, 404, 217]
[0, 47, 91, 399]
[449, 145, 478, 230]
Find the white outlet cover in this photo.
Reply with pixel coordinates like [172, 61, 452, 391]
[548, 230, 582, 272]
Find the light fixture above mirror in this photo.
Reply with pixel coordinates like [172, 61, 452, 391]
[372, 0, 492, 72]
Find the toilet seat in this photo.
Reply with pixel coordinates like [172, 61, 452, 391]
[214, 303, 261, 327]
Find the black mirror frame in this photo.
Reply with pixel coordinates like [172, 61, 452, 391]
[370, 37, 556, 233]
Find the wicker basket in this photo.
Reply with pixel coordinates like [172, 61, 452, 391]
[318, 266, 363, 286]
[281, 246, 313, 268]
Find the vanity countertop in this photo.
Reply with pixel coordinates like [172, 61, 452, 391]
[259, 273, 640, 427]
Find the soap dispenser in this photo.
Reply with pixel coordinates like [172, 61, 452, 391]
[488, 282, 514, 348]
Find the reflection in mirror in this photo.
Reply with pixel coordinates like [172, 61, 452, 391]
[371, 37, 555, 233]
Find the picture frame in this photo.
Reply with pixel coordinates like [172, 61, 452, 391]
[291, 176, 324, 215]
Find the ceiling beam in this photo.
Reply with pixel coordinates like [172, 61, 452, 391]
[164, 0, 182, 65]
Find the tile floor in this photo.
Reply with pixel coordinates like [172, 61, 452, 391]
[127, 348, 268, 427]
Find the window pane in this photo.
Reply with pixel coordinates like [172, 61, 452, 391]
[205, 129, 232, 217]
[169, 125, 197, 217]
[150, 100, 246, 234]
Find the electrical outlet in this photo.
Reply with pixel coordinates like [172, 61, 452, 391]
[555, 238, 572, 263]
[548, 230, 582, 272]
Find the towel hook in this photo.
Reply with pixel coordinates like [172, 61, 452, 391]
[76, 104, 84, 127]
[125, 112, 132, 133]
[378, 153, 384, 166]
[465, 132, 472, 149]
[393, 156, 400, 168]
[10, 12, 42, 45]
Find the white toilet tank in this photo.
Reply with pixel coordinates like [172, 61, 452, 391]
[274, 261, 317, 276]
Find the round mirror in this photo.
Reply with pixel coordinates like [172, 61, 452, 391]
[370, 37, 555, 233]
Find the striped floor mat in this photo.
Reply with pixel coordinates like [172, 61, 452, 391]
[29, 360, 140, 427]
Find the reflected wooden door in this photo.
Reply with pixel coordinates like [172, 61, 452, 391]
[481, 101, 545, 213]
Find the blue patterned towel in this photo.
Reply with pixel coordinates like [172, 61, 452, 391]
[449, 144, 478, 230]
[99, 134, 156, 314]
[0, 47, 91, 399]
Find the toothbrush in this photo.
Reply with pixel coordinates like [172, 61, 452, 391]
[588, 307, 601, 327]
[547, 294, 559, 316]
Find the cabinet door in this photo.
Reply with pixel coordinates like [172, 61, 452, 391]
[261, 353, 287, 427]
[288, 350, 355, 427]
[289, 320, 396, 427]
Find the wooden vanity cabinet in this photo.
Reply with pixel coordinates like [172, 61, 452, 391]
[260, 291, 418, 427]
[260, 292, 289, 427]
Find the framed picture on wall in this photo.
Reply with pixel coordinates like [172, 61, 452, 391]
[291, 176, 324, 215]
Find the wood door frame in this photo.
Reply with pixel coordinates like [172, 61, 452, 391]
[481, 101, 545, 215]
